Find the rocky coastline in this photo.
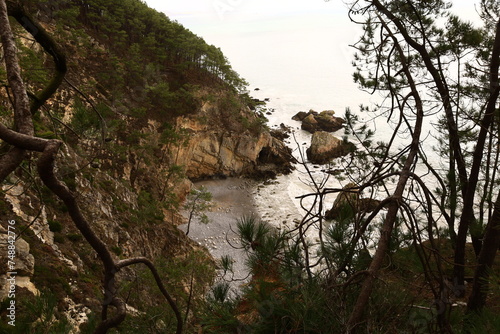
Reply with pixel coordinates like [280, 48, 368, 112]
[173, 103, 295, 181]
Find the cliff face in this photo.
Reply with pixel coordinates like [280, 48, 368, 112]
[175, 121, 272, 178]
[174, 102, 292, 179]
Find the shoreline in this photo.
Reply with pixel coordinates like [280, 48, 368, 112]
[178, 177, 260, 285]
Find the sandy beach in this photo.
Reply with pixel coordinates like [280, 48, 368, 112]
[178, 177, 260, 286]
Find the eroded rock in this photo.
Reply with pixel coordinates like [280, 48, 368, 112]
[325, 183, 382, 221]
[301, 114, 319, 133]
[315, 110, 345, 132]
[306, 131, 354, 164]
[294, 110, 345, 133]
[174, 113, 294, 180]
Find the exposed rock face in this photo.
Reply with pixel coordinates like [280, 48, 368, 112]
[315, 110, 345, 132]
[301, 114, 319, 133]
[306, 131, 354, 164]
[293, 110, 345, 133]
[174, 110, 293, 180]
[255, 137, 295, 179]
[325, 183, 382, 221]
[291, 111, 310, 121]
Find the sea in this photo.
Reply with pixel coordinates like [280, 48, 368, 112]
[145, 0, 483, 223]
[164, 2, 446, 225]
[175, 5, 374, 219]
[161, 0, 483, 285]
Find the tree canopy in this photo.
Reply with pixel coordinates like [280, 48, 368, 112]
[343, 0, 500, 331]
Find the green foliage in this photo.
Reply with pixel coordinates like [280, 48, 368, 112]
[130, 190, 165, 226]
[34, 0, 248, 92]
[111, 246, 123, 256]
[66, 233, 83, 242]
[113, 250, 215, 334]
[70, 98, 101, 135]
[203, 212, 484, 333]
[53, 233, 65, 244]
[143, 83, 201, 120]
[184, 186, 213, 235]
[209, 282, 232, 304]
[200, 282, 241, 333]
[465, 307, 500, 334]
[145, 81, 173, 109]
[160, 125, 187, 147]
[16, 42, 50, 87]
[219, 255, 234, 275]
[47, 219, 62, 233]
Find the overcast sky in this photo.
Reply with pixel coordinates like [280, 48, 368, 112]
[143, 0, 481, 27]
[143, 0, 353, 41]
[144, 0, 346, 20]
[140, 0, 482, 96]
[141, 1, 482, 58]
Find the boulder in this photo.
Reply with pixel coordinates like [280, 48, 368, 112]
[292, 111, 309, 121]
[294, 109, 345, 133]
[306, 131, 354, 164]
[301, 114, 319, 133]
[315, 110, 345, 132]
[325, 183, 382, 221]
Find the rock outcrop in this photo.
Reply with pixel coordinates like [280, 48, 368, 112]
[301, 114, 319, 133]
[174, 103, 293, 180]
[306, 131, 354, 164]
[293, 110, 345, 133]
[291, 111, 309, 121]
[315, 110, 345, 132]
[325, 183, 382, 221]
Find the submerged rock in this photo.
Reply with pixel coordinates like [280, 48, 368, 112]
[269, 123, 292, 141]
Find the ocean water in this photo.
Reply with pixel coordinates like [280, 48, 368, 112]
[164, 1, 488, 286]
[184, 9, 380, 222]
[165, 2, 476, 226]
[204, 14, 387, 224]
[170, 3, 383, 281]
[167, 5, 418, 225]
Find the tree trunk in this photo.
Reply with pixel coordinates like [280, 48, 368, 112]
[453, 17, 500, 296]
[346, 10, 424, 330]
[467, 190, 500, 312]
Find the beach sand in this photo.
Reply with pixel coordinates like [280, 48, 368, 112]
[178, 177, 260, 287]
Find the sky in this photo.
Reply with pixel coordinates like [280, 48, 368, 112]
[141, 1, 364, 88]
[144, 0, 347, 21]
[141, 1, 483, 64]
[139, 0, 484, 115]
[143, 0, 482, 28]
[143, 0, 356, 40]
